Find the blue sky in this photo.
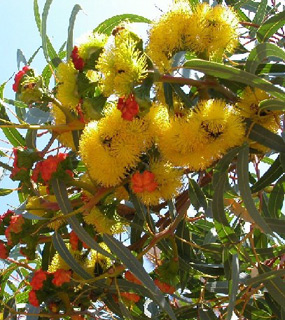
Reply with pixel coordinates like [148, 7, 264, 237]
[0, 0, 171, 210]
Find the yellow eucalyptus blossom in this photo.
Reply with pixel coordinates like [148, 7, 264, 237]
[146, 103, 170, 140]
[79, 104, 152, 186]
[77, 32, 108, 61]
[187, 3, 239, 60]
[194, 99, 245, 159]
[96, 30, 147, 96]
[48, 244, 79, 273]
[56, 62, 80, 111]
[147, 1, 193, 71]
[237, 87, 281, 152]
[51, 104, 76, 150]
[86, 244, 112, 276]
[132, 161, 183, 206]
[83, 206, 125, 234]
[158, 111, 210, 170]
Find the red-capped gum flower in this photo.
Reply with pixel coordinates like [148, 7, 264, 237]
[29, 290, 40, 307]
[125, 271, 142, 285]
[5, 215, 25, 245]
[131, 171, 158, 193]
[0, 241, 8, 259]
[0, 209, 14, 224]
[69, 231, 79, 251]
[30, 269, 48, 290]
[52, 269, 72, 287]
[10, 148, 27, 179]
[117, 94, 139, 121]
[71, 46, 85, 71]
[32, 153, 68, 184]
[13, 65, 30, 92]
[121, 292, 141, 303]
[154, 279, 175, 294]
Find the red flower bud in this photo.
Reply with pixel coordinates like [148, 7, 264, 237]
[30, 269, 48, 290]
[154, 279, 175, 294]
[117, 94, 139, 121]
[52, 269, 72, 287]
[0, 241, 8, 259]
[13, 65, 30, 92]
[121, 292, 141, 303]
[125, 271, 142, 285]
[71, 46, 85, 71]
[29, 290, 40, 307]
[131, 171, 158, 193]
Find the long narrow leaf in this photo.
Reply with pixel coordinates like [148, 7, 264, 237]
[237, 145, 272, 234]
[66, 4, 82, 60]
[259, 99, 285, 112]
[103, 234, 177, 320]
[251, 155, 283, 193]
[183, 59, 285, 101]
[226, 254, 239, 320]
[94, 14, 151, 35]
[257, 10, 285, 42]
[51, 178, 114, 259]
[245, 43, 285, 74]
[268, 175, 285, 218]
[52, 232, 93, 279]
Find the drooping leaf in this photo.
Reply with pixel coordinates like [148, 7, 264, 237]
[237, 144, 272, 234]
[170, 83, 193, 108]
[268, 175, 285, 218]
[198, 307, 217, 320]
[188, 178, 207, 211]
[247, 268, 285, 286]
[258, 264, 285, 308]
[247, 121, 285, 153]
[183, 59, 285, 101]
[119, 301, 135, 320]
[17, 49, 27, 69]
[52, 232, 93, 279]
[257, 10, 285, 42]
[226, 254, 239, 320]
[251, 155, 283, 193]
[245, 43, 285, 74]
[51, 178, 114, 259]
[66, 4, 82, 60]
[94, 14, 151, 35]
[249, 0, 267, 37]
[103, 234, 177, 320]
[0, 188, 13, 196]
[259, 99, 285, 112]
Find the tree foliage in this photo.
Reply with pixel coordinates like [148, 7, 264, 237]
[0, 0, 285, 319]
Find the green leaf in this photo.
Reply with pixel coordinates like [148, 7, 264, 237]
[66, 4, 82, 60]
[206, 281, 228, 294]
[247, 269, 285, 286]
[268, 175, 285, 219]
[188, 178, 207, 211]
[119, 301, 135, 320]
[250, 0, 267, 37]
[258, 264, 285, 308]
[256, 63, 285, 75]
[52, 232, 93, 279]
[0, 188, 13, 196]
[259, 99, 285, 112]
[28, 46, 42, 65]
[163, 82, 173, 109]
[183, 59, 285, 101]
[237, 144, 272, 234]
[51, 178, 114, 259]
[245, 43, 285, 74]
[17, 49, 27, 69]
[247, 121, 285, 153]
[198, 308, 217, 320]
[94, 14, 151, 35]
[41, 0, 61, 66]
[251, 155, 283, 193]
[170, 83, 193, 108]
[281, 153, 285, 172]
[33, 0, 41, 32]
[103, 234, 177, 320]
[257, 10, 285, 42]
[226, 254, 239, 320]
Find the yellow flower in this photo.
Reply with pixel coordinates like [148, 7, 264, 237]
[86, 243, 112, 276]
[194, 99, 245, 159]
[147, 2, 239, 70]
[51, 104, 76, 150]
[186, 3, 239, 60]
[79, 104, 152, 186]
[83, 206, 125, 234]
[77, 32, 108, 61]
[237, 87, 281, 152]
[96, 30, 147, 96]
[158, 111, 210, 170]
[147, 1, 193, 71]
[146, 103, 170, 140]
[56, 62, 80, 111]
[132, 160, 183, 206]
